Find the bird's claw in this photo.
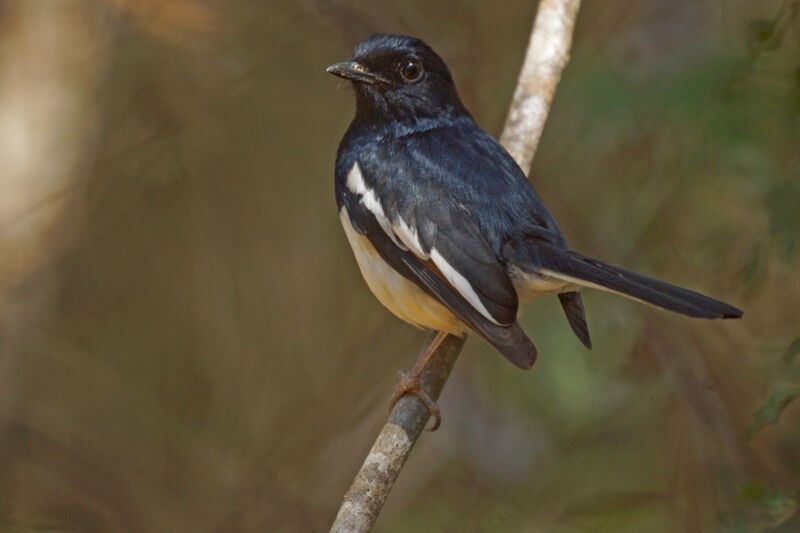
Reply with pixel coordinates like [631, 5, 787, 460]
[389, 371, 441, 431]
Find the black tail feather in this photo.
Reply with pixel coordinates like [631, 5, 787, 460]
[558, 291, 592, 349]
[529, 244, 743, 319]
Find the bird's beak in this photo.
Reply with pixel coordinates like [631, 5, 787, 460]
[326, 61, 389, 85]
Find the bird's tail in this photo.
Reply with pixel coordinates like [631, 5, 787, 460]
[509, 242, 743, 319]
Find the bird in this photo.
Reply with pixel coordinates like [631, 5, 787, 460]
[327, 34, 742, 430]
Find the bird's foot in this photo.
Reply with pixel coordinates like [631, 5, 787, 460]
[389, 370, 441, 431]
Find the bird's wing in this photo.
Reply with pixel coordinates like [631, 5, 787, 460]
[340, 122, 597, 349]
[338, 161, 536, 369]
[343, 160, 519, 326]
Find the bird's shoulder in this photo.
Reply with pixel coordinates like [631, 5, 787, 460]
[339, 118, 566, 249]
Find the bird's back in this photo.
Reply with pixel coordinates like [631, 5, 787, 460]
[337, 115, 568, 258]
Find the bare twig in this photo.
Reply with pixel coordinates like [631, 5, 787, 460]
[330, 2, 582, 531]
[330, 333, 464, 533]
[500, 0, 582, 174]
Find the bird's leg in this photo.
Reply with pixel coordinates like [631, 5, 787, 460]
[389, 330, 449, 431]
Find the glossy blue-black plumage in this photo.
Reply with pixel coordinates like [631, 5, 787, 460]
[336, 115, 527, 328]
[338, 114, 566, 250]
[335, 36, 564, 250]
[331, 34, 741, 367]
[332, 35, 558, 366]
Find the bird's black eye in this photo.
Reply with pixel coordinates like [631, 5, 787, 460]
[400, 61, 423, 82]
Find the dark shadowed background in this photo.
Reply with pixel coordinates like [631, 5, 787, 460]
[1, 0, 798, 531]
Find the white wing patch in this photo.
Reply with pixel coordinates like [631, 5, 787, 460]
[346, 162, 500, 326]
[347, 163, 429, 257]
[393, 217, 428, 259]
[430, 248, 502, 326]
[346, 162, 408, 250]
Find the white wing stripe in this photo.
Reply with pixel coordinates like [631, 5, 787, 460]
[431, 248, 502, 325]
[393, 217, 429, 259]
[348, 162, 499, 325]
[346, 162, 408, 250]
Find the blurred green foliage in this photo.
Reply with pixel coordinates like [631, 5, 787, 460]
[732, 481, 800, 532]
[783, 337, 800, 366]
[1, 0, 799, 532]
[767, 181, 800, 259]
[749, 384, 799, 438]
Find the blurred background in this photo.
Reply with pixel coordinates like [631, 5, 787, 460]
[0, 0, 798, 531]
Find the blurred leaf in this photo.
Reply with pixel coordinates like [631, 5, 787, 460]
[739, 246, 765, 288]
[739, 481, 800, 529]
[749, 384, 800, 437]
[766, 181, 800, 259]
[746, 2, 799, 55]
[783, 337, 800, 366]
[747, 19, 778, 51]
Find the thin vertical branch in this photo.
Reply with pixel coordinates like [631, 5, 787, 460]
[330, 2, 582, 531]
[500, 0, 582, 174]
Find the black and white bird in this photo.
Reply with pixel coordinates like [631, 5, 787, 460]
[327, 34, 742, 429]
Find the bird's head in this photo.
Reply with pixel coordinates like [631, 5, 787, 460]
[327, 34, 467, 128]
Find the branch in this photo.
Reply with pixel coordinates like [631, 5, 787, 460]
[330, 333, 464, 533]
[331, 2, 582, 531]
[500, 0, 582, 174]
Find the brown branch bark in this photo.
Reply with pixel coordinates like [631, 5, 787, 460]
[500, 0, 582, 174]
[330, 2, 582, 531]
[330, 333, 464, 533]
